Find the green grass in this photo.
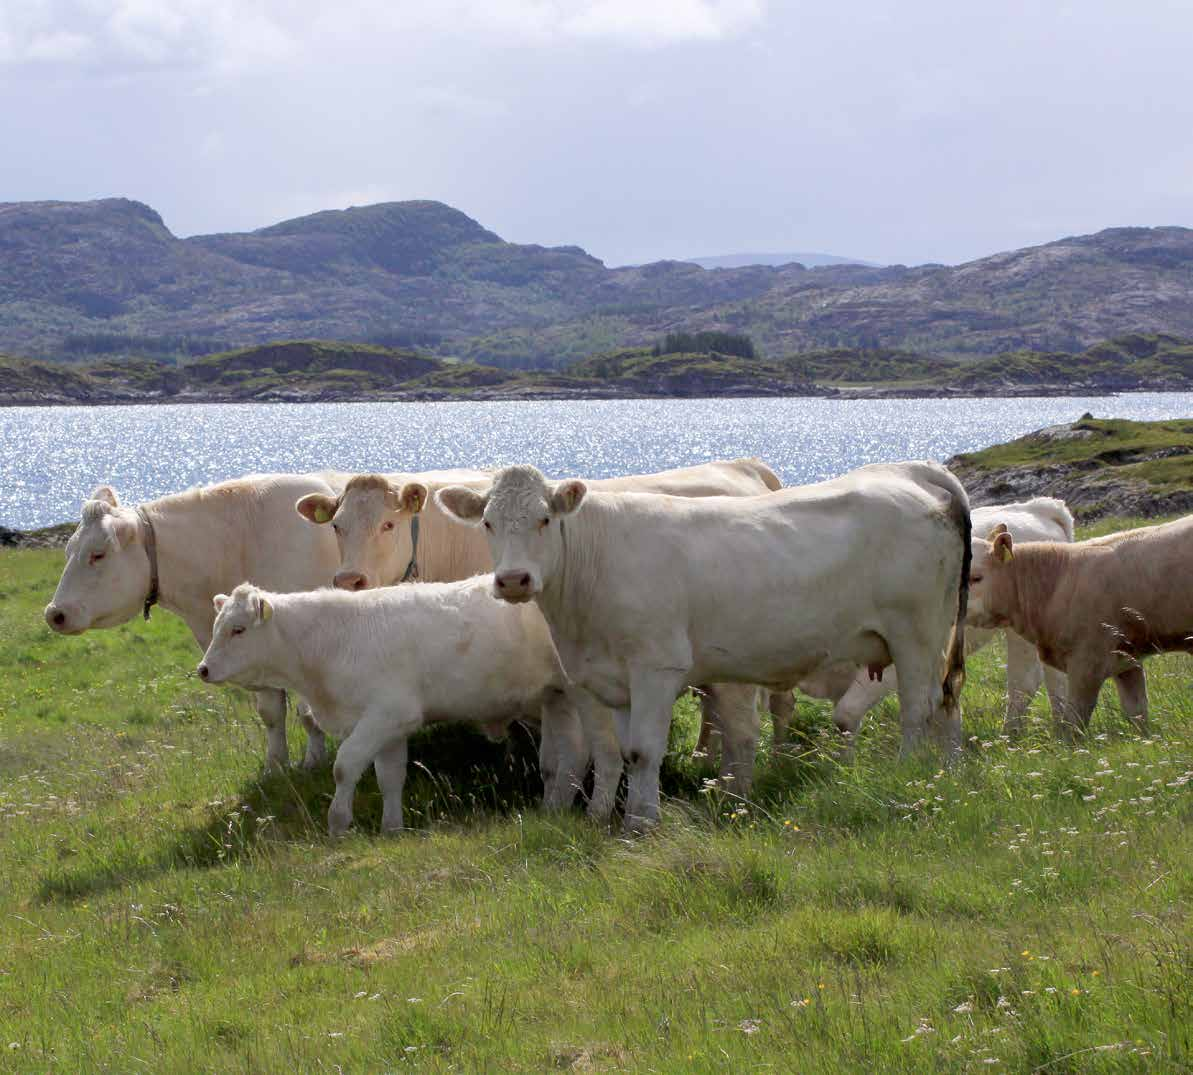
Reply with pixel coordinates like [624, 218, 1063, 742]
[1, 541, 1190, 1071]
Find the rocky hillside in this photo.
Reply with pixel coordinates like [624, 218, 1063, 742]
[948, 416, 1193, 520]
[3, 198, 1193, 368]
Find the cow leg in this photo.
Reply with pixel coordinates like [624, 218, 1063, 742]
[578, 696, 623, 823]
[889, 642, 950, 757]
[623, 668, 688, 834]
[704, 683, 760, 797]
[329, 710, 406, 837]
[540, 690, 586, 811]
[255, 688, 290, 771]
[373, 738, 409, 833]
[297, 701, 328, 770]
[696, 689, 721, 763]
[767, 689, 795, 746]
[1114, 666, 1150, 735]
[1003, 631, 1044, 737]
[832, 670, 893, 739]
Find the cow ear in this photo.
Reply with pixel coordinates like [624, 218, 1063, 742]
[992, 531, 1014, 563]
[549, 479, 587, 516]
[436, 485, 487, 525]
[110, 512, 140, 548]
[213, 593, 229, 613]
[394, 481, 429, 515]
[986, 522, 1009, 541]
[89, 485, 119, 508]
[296, 493, 337, 525]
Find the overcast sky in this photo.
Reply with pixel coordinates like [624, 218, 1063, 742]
[1, 1, 1190, 267]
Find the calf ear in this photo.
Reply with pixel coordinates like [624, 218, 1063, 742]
[549, 479, 587, 516]
[391, 481, 429, 515]
[992, 531, 1014, 562]
[89, 485, 119, 508]
[296, 493, 338, 525]
[986, 522, 1009, 540]
[213, 593, 229, 613]
[435, 485, 487, 525]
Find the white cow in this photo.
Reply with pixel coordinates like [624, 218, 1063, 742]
[790, 498, 1074, 741]
[437, 461, 971, 830]
[197, 580, 571, 835]
[44, 475, 351, 769]
[294, 459, 783, 818]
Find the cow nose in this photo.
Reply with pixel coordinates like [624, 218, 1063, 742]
[197, 663, 209, 681]
[495, 571, 532, 591]
[45, 605, 67, 630]
[334, 571, 369, 591]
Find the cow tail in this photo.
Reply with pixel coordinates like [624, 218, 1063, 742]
[943, 490, 971, 714]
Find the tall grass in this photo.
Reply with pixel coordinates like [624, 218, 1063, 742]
[0, 545, 1189, 1071]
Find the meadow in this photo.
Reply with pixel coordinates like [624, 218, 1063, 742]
[0, 517, 1190, 1072]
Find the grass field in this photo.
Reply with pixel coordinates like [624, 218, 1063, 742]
[1, 523, 1191, 1072]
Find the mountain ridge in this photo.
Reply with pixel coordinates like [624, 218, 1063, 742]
[1, 197, 1191, 368]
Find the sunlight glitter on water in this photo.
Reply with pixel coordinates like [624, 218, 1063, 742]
[3, 394, 1193, 528]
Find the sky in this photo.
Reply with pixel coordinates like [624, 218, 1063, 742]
[1, 1, 1191, 268]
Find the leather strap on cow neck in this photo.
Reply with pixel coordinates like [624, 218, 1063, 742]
[136, 506, 160, 620]
[400, 515, 421, 582]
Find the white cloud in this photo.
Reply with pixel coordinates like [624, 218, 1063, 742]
[0, 0, 765, 73]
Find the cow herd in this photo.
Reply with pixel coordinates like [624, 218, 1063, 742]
[42, 455, 1192, 834]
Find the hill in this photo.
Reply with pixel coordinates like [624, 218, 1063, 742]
[948, 415, 1193, 520]
[3, 198, 1193, 368]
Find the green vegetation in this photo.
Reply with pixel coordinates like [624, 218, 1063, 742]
[654, 330, 758, 360]
[2, 516, 1191, 1070]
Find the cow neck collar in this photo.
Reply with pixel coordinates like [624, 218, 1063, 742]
[135, 506, 160, 620]
[399, 515, 421, 582]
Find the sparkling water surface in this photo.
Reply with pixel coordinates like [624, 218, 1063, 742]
[3, 394, 1193, 529]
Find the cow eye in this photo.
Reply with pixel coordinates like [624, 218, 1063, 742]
[539, 517, 550, 529]
[382, 520, 395, 532]
[89, 551, 106, 564]
[970, 574, 983, 584]
[231, 626, 245, 637]
[483, 520, 492, 532]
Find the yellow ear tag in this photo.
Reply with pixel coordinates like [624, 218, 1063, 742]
[411, 492, 424, 513]
[314, 506, 331, 524]
[260, 599, 273, 621]
[1000, 544, 1013, 563]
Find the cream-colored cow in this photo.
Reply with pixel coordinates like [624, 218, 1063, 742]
[44, 474, 350, 769]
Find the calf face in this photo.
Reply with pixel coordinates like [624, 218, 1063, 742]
[967, 525, 1016, 630]
[437, 465, 585, 603]
[296, 477, 427, 591]
[44, 486, 151, 634]
[198, 584, 276, 686]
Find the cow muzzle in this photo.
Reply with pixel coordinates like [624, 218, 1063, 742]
[44, 603, 82, 634]
[333, 570, 370, 592]
[494, 570, 537, 603]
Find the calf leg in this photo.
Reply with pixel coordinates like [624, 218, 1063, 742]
[1054, 667, 1104, 742]
[623, 668, 688, 834]
[695, 689, 721, 762]
[254, 688, 290, 771]
[329, 710, 410, 837]
[832, 670, 893, 738]
[1003, 631, 1044, 736]
[373, 739, 409, 833]
[1114, 666, 1150, 735]
[889, 641, 953, 757]
[704, 683, 760, 796]
[1042, 666, 1068, 725]
[297, 701, 328, 770]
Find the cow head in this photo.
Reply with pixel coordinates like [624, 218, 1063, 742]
[44, 486, 151, 634]
[436, 465, 585, 603]
[296, 475, 427, 591]
[967, 523, 1015, 629]
[197, 583, 277, 687]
